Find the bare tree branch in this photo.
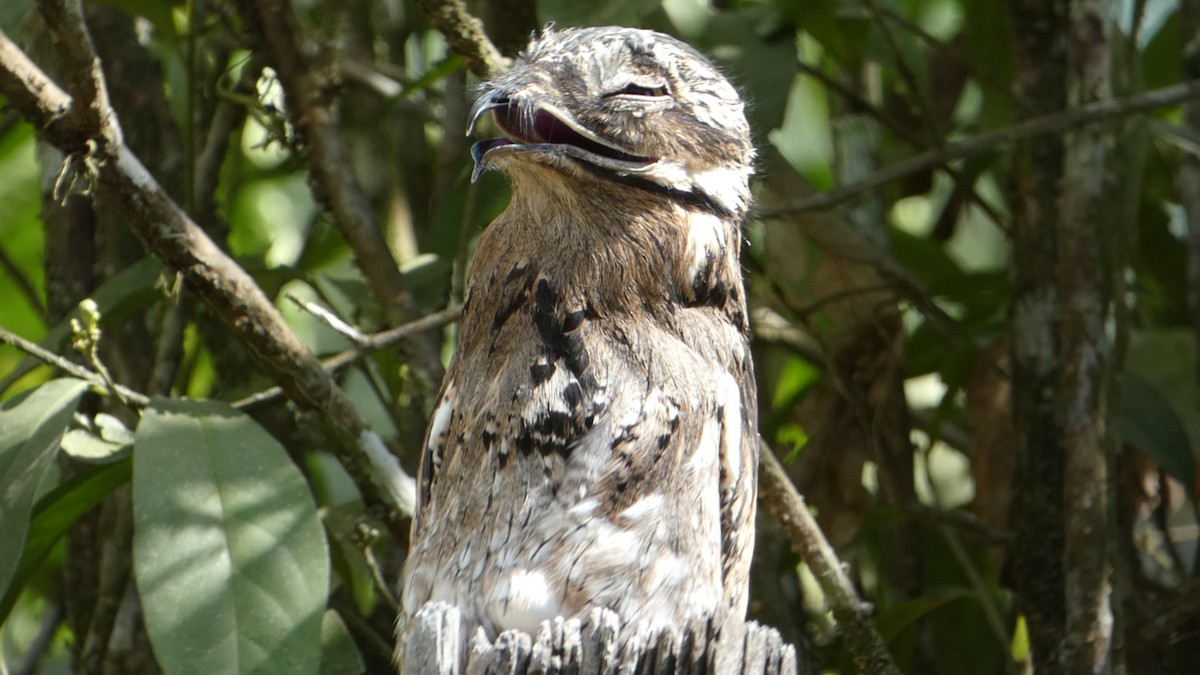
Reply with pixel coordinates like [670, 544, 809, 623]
[0, 11, 413, 518]
[235, 306, 459, 409]
[757, 445, 902, 675]
[0, 325, 150, 406]
[761, 79, 1200, 217]
[235, 0, 418, 327]
[414, 0, 509, 78]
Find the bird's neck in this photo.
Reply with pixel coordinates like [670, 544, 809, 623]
[466, 175, 748, 330]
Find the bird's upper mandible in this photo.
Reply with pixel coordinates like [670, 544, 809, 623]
[468, 26, 755, 220]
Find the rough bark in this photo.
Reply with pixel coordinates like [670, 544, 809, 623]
[1060, 2, 1115, 673]
[1005, 0, 1070, 672]
[402, 603, 799, 675]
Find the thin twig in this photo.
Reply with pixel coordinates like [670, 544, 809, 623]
[0, 325, 150, 406]
[413, 0, 509, 78]
[287, 294, 370, 346]
[12, 596, 62, 675]
[194, 55, 256, 230]
[795, 60, 1009, 230]
[876, 5, 1028, 115]
[757, 444, 903, 675]
[862, 0, 939, 140]
[761, 79, 1200, 216]
[234, 305, 459, 409]
[0, 240, 46, 317]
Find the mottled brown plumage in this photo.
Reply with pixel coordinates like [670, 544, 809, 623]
[399, 25, 758, 660]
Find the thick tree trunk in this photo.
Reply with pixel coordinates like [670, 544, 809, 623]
[1005, 0, 1070, 671]
[1060, 2, 1116, 673]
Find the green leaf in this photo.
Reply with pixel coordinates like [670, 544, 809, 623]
[323, 501, 378, 616]
[133, 399, 329, 675]
[397, 55, 465, 99]
[0, 378, 89, 602]
[60, 429, 129, 460]
[319, 610, 365, 675]
[0, 457, 132, 624]
[1118, 372, 1196, 488]
[63, 411, 136, 464]
[876, 593, 963, 643]
[771, 357, 821, 411]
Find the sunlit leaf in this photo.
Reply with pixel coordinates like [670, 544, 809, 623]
[60, 428, 131, 463]
[0, 378, 89, 602]
[61, 412, 135, 463]
[1011, 614, 1030, 662]
[133, 399, 329, 675]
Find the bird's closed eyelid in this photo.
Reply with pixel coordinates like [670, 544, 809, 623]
[601, 82, 672, 99]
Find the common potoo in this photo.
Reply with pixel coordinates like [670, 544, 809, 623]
[400, 25, 758, 652]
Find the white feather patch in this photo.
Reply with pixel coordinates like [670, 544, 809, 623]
[645, 553, 687, 593]
[426, 383, 455, 449]
[619, 493, 664, 521]
[684, 211, 726, 286]
[690, 164, 749, 215]
[716, 371, 743, 482]
[490, 569, 559, 635]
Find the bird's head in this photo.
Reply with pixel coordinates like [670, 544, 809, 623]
[469, 26, 754, 220]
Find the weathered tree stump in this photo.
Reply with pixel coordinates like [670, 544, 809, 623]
[402, 602, 799, 675]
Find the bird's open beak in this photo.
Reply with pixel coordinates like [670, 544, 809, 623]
[467, 91, 656, 183]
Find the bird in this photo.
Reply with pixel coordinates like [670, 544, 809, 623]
[398, 24, 759, 656]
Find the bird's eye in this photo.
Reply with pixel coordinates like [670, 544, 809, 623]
[605, 83, 670, 99]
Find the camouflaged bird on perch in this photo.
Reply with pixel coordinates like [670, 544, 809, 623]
[397, 25, 796, 675]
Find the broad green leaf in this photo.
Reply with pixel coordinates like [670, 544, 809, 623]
[1118, 372, 1196, 489]
[319, 610, 364, 675]
[0, 378, 89, 600]
[0, 457, 132, 624]
[133, 399, 329, 675]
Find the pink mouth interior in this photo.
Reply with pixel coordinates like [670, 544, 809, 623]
[490, 102, 654, 165]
